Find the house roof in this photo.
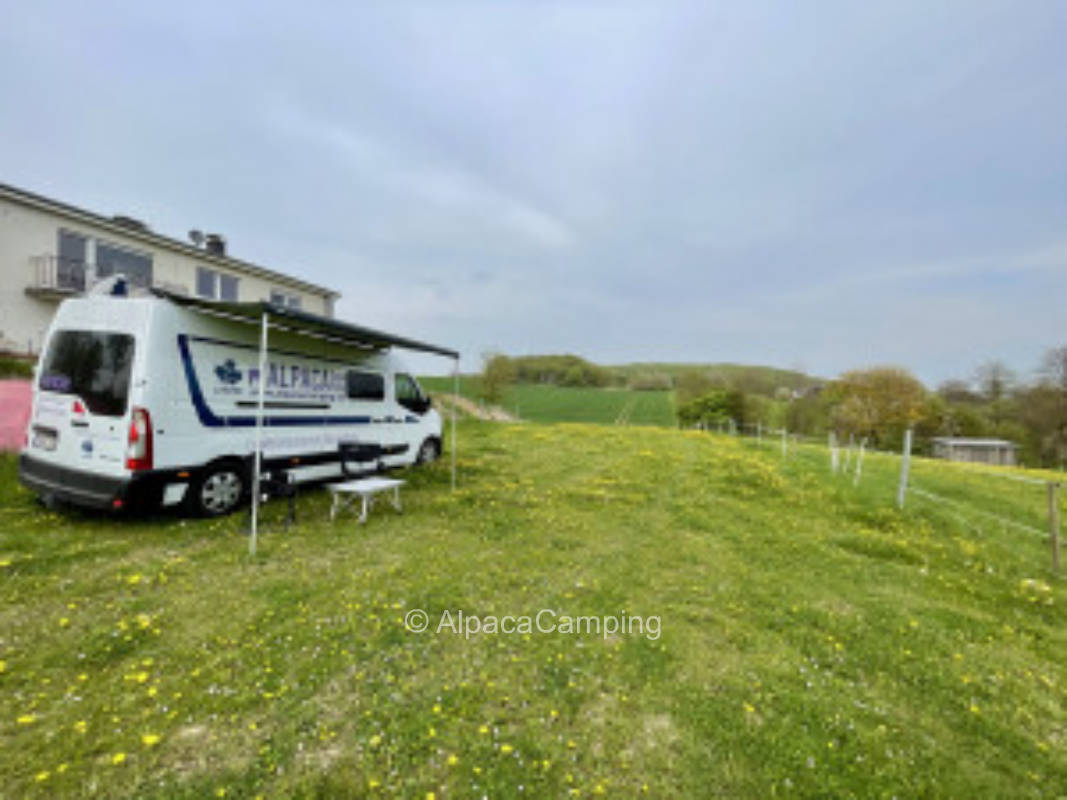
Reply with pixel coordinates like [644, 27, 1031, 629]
[932, 437, 1018, 448]
[152, 288, 458, 359]
[0, 181, 339, 299]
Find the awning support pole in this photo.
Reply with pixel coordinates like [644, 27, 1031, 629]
[451, 356, 458, 491]
[250, 311, 269, 555]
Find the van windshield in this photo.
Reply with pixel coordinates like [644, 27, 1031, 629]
[38, 330, 135, 417]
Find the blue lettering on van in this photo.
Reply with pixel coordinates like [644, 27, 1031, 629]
[177, 334, 373, 429]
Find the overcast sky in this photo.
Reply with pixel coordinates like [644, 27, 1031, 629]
[1, 1, 1064, 384]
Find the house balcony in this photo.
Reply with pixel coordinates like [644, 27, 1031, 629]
[25, 255, 89, 300]
[25, 255, 188, 300]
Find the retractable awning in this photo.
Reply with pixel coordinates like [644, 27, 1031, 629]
[150, 288, 459, 555]
[151, 288, 459, 358]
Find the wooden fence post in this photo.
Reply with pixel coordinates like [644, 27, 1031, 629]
[1049, 482, 1061, 573]
[897, 428, 913, 509]
[853, 438, 866, 487]
[829, 432, 839, 473]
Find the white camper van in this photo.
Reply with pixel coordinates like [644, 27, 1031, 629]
[18, 285, 451, 516]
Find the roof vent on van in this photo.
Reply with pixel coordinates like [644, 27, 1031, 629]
[112, 215, 150, 232]
[205, 234, 227, 257]
[89, 275, 129, 297]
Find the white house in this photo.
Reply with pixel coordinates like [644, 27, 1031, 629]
[0, 182, 339, 355]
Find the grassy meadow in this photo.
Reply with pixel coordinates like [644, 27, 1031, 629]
[1, 423, 1065, 798]
[419, 377, 676, 426]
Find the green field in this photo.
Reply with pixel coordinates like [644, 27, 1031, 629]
[420, 377, 676, 426]
[1, 425, 1065, 798]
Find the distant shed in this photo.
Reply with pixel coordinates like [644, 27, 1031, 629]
[931, 437, 1018, 467]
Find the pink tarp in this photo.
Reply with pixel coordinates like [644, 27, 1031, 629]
[0, 380, 32, 451]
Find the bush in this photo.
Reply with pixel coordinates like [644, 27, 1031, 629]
[0, 355, 33, 379]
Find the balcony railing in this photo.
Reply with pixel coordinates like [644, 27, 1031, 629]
[27, 255, 184, 299]
[28, 254, 89, 295]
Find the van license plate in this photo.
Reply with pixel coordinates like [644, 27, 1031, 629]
[33, 431, 57, 451]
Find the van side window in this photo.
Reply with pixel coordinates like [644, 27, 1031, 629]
[395, 373, 425, 413]
[346, 370, 384, 401]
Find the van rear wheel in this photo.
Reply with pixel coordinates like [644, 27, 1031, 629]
[188, 462, 245, 517]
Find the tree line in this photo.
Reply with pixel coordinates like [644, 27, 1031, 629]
[479, 348, 1066, 468]
[677, 347, 1067, 469]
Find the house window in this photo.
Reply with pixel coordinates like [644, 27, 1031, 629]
[219, 274, 238, 301]
[96, 241, 153, 288]
[56, 230, 88, 291]
[270, 290, 302, 310]
[196, 267, 240, 301]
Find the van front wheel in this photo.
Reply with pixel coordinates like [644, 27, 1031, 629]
[188, 462, 245, 517]
[416, 438, 440, 465]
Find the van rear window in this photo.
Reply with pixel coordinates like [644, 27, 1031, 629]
[39, 330, 135, 417]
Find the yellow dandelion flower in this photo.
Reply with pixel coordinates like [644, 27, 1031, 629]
[743, 703, 756, 714]
[36, 771, 50, 782]
[432, 703, 441, 714]
[426, 793, 436, 800]
[112, 752, 126, 765]
[142, 733, 161, 747]
[478, 724, 489, 735]
[57, 763, 68, 774]
[500, 744, 514, 755]
[58, 617, 70, 628]
[127, 574, 142, 585]
[369, 734, 382, 748]
[17, 714, 36, 725]
[0, 660, 6, 673]
[447, 754, 458, 766]
[368, 778, 381, 789]
[74, 720, 88, 733]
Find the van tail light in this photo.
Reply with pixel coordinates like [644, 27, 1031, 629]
[126, 407, 153, 471]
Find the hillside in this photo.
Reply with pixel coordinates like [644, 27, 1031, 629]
[1, 425, 1064, 797]
[612, 361, 822, 394]
[420, 378, 677, 427]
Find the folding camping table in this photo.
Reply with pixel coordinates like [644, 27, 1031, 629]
[327, 477, 405, 524]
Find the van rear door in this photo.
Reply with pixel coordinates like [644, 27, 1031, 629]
[30, 330, 135, 473]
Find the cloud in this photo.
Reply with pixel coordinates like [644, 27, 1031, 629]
[0, 0, 1064, 383]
